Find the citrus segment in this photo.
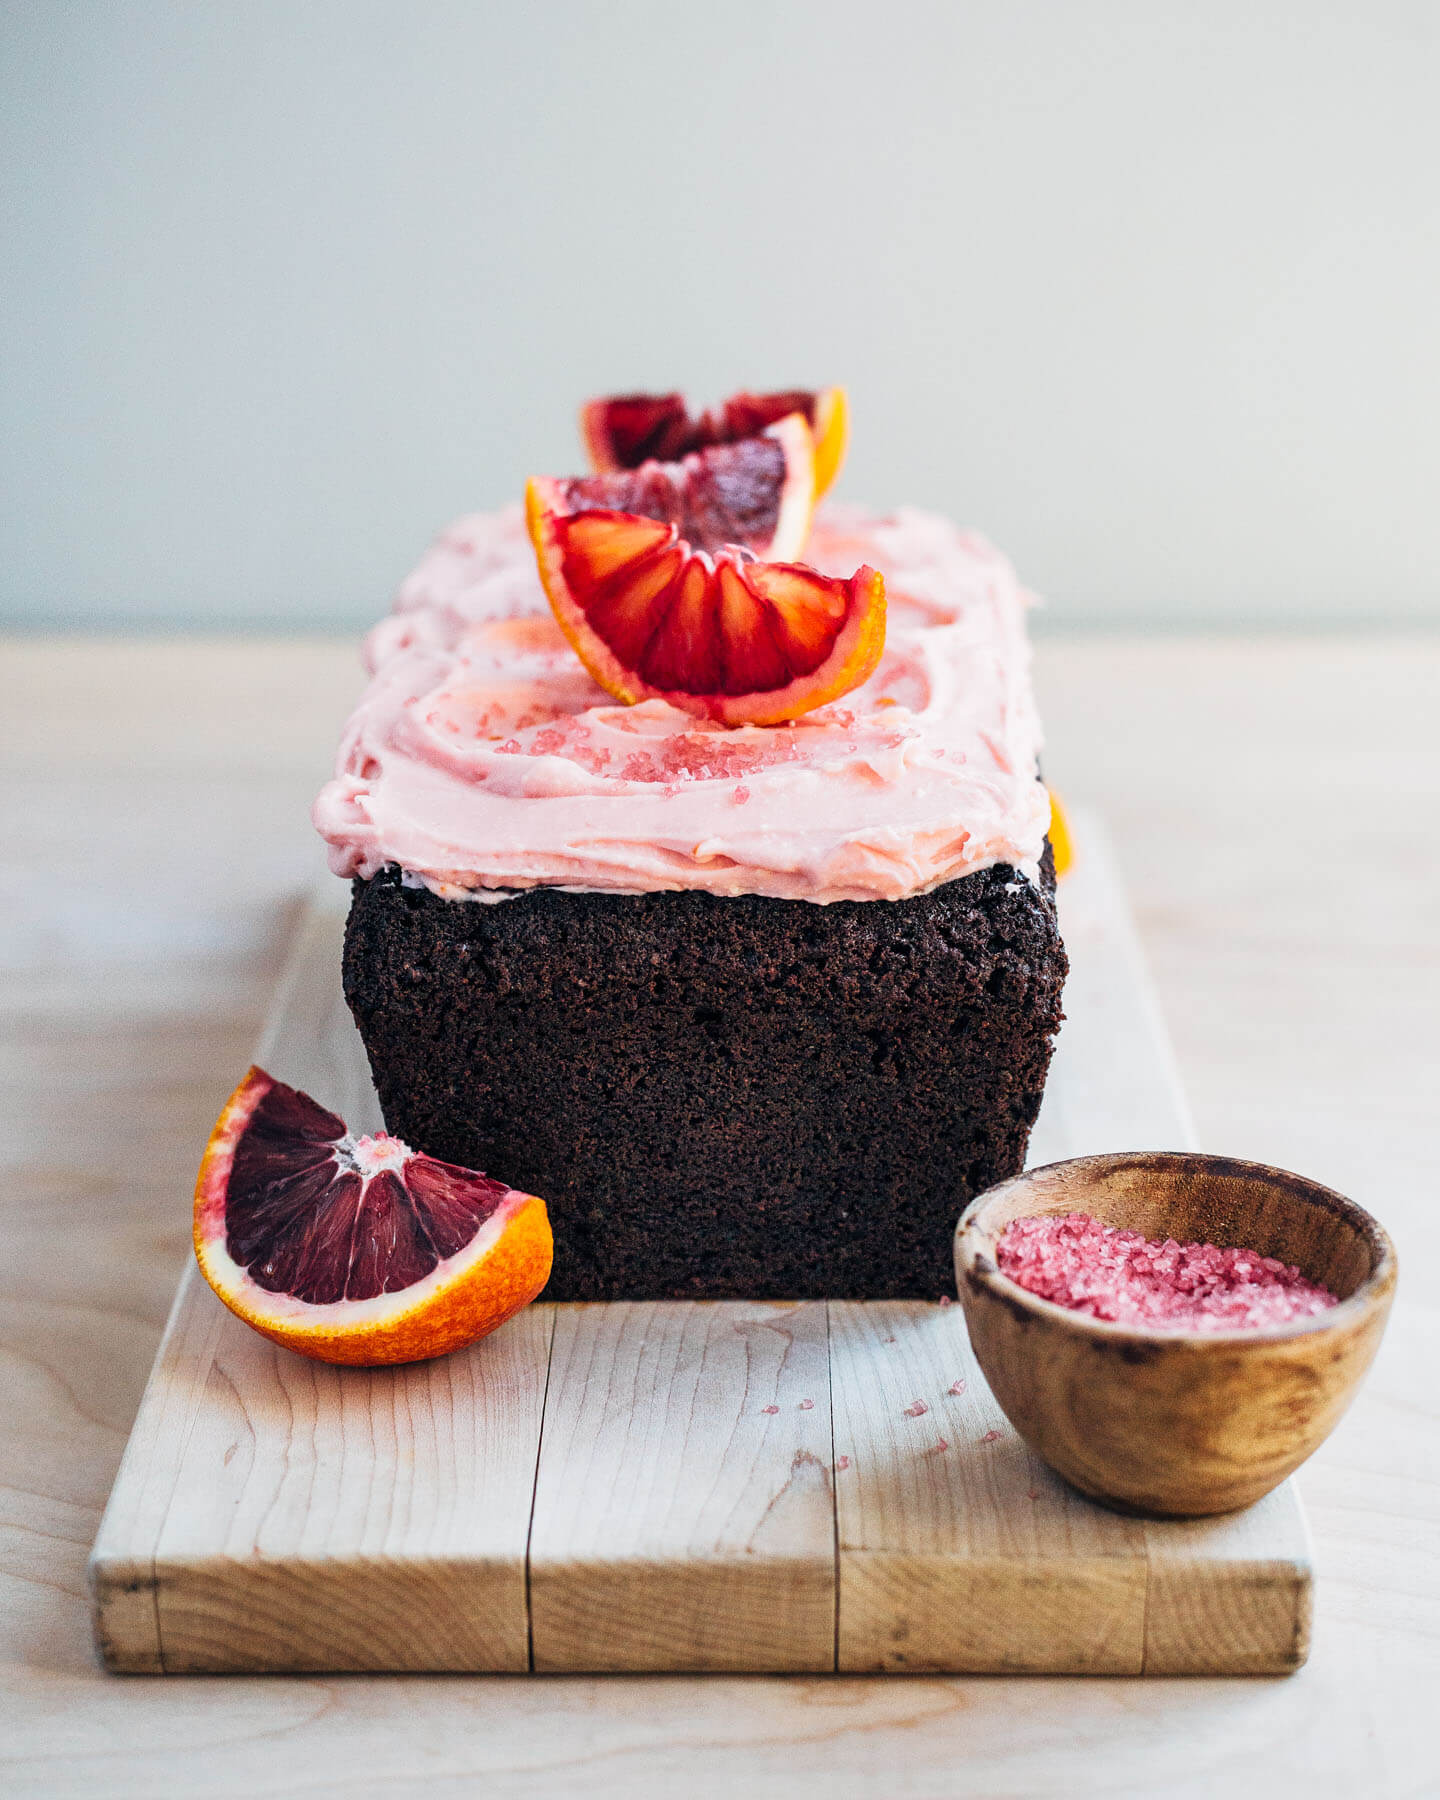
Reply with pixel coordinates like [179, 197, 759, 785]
[526, 481, 887, 727]
[550, 414, 815, 561]
[194, 1067, 552, 1366]
[581, 385, 850, 496]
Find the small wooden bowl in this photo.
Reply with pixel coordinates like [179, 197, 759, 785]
[954, 1152, 1396, 1517]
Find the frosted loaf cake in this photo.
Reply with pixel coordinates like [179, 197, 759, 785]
[315, 502, 1067, 1298]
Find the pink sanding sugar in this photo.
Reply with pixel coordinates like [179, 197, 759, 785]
[996, 1212, 1338, 1332]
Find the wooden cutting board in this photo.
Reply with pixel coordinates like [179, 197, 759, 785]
[89, 816, 1312, 1677]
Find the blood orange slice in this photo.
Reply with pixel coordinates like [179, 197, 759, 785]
[194, 1068, 552, 1366]
[525, 482, 886, 727]
[581, 386, 850, 497]
[550, 412, 815, 562]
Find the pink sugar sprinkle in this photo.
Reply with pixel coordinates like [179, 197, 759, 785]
[566, 740, 612, 775]
[761, 1404, 779, 1415]
[997, 1212, 1339, 1331]
[948, 1380, 967, 1396]
[927, 1438, 951, 1455]
[613, 732, 801, 785]
[797, 1398, 815, 1411]
[903, 1400, 929, 1417]
[836, 1454, 851, 1471]
[937, 1294, 953, 1307]
[980, 1429, 1002, 1443]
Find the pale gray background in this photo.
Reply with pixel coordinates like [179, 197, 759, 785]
[3, 1, 1438, 631]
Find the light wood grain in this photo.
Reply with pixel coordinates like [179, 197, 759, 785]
[86, 1271, 230, 1672]
[252, 886, 384, 1135]
[145, 1284, 553, 1672]
[87, 874, 554, 1673]
[6, 637, 1438, 1799]
[1025, 808, 1196, 1165]
[830, 1298, 1148, 1673]
[529, 1301, 835, 1672]
[1143, 1484, 1314, 1674]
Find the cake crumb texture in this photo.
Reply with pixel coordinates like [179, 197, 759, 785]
[343, 852, 1066, 1300]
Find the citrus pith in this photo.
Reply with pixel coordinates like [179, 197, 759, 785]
[193, 1067, 552, 1366]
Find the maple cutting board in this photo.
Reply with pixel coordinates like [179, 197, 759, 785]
[89, 817, 1312, 1677]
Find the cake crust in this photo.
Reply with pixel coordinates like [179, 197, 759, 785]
[343, 853, 1066, 1300]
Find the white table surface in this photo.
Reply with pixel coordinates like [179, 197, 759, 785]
[3, 634, 1437, 1799]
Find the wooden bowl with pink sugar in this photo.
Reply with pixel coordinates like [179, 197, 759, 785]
[954, 1152, 1396, 1517]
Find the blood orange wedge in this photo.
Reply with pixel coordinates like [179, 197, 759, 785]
[194, 1067, 552, 1366]
[581, 386, 850, 497]
[548, 412, 815, 562]
[525, 482, 886, 727]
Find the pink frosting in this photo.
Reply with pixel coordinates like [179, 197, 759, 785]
[312, 503, 1050, 904]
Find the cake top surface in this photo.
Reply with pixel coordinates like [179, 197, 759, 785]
[312, 503, 1050, 904]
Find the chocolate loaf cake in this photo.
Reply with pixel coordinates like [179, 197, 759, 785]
[344, 853, 1064, 1299]
[315, 496, 1067, 1299]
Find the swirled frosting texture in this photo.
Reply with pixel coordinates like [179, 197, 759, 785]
[312, 504, 1050, 903]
